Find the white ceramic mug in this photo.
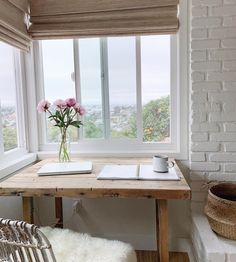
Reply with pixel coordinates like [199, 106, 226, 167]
[152, 155, 174, 173]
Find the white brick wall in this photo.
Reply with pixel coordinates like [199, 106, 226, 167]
[190, 1, 236, 259]
[190, 0, 236, 210]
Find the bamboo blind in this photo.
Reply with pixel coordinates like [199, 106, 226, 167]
[0, 0, 31, 51]
[29, 0, 180, 39]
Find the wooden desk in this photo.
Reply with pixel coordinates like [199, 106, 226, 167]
[0, 158, 191, 262]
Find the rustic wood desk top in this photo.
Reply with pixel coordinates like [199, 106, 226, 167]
[0, 158, 191, 200]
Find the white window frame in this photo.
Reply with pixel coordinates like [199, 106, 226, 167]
[0, 47, 29, 163]
[35, 0, 188, 159]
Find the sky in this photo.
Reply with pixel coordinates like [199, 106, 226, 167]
[42, 35, 170, 106]
[0, 35, 171, 107]
[0, 42, 17, 106]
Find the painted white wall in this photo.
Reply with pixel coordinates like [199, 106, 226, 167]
[0, 197, 22, 220]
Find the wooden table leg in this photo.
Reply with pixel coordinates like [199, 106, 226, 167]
[22, 196, 34, 224]
[55, 197, 63, 228]
[156, 199, 169, 262]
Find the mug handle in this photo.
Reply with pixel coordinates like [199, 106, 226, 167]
[168, 161, 175, 168]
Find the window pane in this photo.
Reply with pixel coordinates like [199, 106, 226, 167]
[78, 39, 103, 139]
[108, 37, 137, 139]
[0, 42, 18, 151]
[141, 35, 171, 143]
[41, 40, 78, 143]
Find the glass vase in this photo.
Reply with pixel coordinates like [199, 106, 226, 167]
[58, 131, 70, 162]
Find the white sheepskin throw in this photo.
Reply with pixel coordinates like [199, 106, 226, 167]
[40, 227, 137, 262]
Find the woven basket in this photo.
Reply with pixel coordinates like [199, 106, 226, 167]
[204, 183, 236, 240]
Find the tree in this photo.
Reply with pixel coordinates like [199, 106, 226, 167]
[83, 113, 103, 138]
[143, 96, 170, 142]
[3, 127, 17, 151]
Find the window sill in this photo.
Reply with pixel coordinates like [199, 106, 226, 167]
[37, 150, 188, 161]
[0, 153, 37, 180]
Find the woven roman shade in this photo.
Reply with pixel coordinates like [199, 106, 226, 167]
[0, 0, 31, 51]
[29, 0, 179, 39]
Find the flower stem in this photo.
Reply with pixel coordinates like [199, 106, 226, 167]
[59, 129, 70, 162]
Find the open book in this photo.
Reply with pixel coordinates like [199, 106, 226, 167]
[97, 164, 180, 181]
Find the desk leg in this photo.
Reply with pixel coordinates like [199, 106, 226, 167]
[156, 199, 169, 262]
[22, 197, 34, 224]
[55, 197, 63, 228]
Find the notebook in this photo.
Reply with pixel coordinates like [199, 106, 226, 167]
[37, 161, 93, 176]
[97, 164, 180, 181]
[97, 165, 138, 180]
[139, 165, 180, 181]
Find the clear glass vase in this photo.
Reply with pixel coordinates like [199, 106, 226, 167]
[58, 131, 70, 162]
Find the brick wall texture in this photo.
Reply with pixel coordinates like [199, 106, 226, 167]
[190, 0, 236, 209]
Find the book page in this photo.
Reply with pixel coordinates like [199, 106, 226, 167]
[97, 165, 138, 180]
[139, 165, 180, 181]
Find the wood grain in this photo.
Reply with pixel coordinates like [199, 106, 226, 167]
[22, 197, 34, 223]
[136, 251, 189, 262]
[55, 197, 63, 228]
[157, 200, 169, 262]
[2, 158, 191, 262]
[0, 158, 191, 200]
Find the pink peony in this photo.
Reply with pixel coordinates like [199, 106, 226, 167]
[73, 103, 86, 116]
[65, 98, 76, 107]
[53, 99, 67, 109]
[37, 100, 51, 113]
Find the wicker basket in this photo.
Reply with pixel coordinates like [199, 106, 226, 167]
[204, 183, 236, 240]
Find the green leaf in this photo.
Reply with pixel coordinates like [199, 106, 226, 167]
[70, 121, 82, 128]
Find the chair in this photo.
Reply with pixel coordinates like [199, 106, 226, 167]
[0, 218, 137, 262]
[0, 218, 56, 262]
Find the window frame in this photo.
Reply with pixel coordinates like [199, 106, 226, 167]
[0, 45, 28, 162]
[34, 0, 188, 159]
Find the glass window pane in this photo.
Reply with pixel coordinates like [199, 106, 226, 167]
[141, 35, 171, 143]
[41, 40, 78, 143]
[108, 37, 137, 139]
[0, 42, 18, 151]
[78, 38, 103, 139]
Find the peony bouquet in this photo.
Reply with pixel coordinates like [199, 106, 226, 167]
[37, 98, 85, 162]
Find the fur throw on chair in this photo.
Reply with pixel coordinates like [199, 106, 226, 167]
[41, 227, 137, 262]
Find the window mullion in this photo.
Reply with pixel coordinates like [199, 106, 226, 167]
[33, 41, 47, 146]
[100, 38, 110, 139]
[170, 35, 178, 147]
[73, 39, 83, 140]
[135, 37, 143, 142]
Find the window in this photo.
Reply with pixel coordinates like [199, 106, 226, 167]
[36, 33, 185, 156]
[0, 42, 26, 159]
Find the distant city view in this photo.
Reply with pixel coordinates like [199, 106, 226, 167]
[46, 95, 170, 143]
[1, 106, 18, 151]
[2, 97, 170, 149]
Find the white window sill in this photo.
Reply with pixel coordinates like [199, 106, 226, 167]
[0, 153, 37, 180]
[37, 150, 188, 160]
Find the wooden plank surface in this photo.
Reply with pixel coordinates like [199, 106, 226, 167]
[136, 251, 189, 262]
[0, 158, 191, 200]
